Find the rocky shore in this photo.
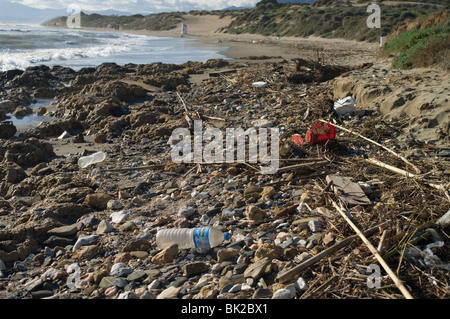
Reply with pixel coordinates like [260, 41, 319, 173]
[0, 51, 449, 300]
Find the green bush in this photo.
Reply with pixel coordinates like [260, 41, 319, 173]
[381, 27, 450, 69]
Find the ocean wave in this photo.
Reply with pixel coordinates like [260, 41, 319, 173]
[0, 25, 227, 71]
[1, 42, 139, 71]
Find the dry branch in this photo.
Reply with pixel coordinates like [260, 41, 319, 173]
[320, 119, 421, 174]
[275, 221, 388, 284]
[331, 200, 414, 299]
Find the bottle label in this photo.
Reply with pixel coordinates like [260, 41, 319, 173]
[193, 227, 211, 249]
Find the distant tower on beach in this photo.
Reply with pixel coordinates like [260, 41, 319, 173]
[181, 23, 187, 36]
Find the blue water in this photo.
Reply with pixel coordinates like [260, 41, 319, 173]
[0, 23, 229, 71]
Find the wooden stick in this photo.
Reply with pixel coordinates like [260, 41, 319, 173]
[104, 164, 166, 172]
[365, 157, 416, 178]
[366, 158, 450, 199]
[320, 119, 421, 174]
[276, 160, 329, 173]
[276, 221, 388, 284]
[177, 92, 193, 129]
[377, 230, 388, 255]
[331, 200, 414, 299]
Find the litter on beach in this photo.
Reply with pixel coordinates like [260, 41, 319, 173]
[292, 122, 336, 146]
[333, 96, 356, 115]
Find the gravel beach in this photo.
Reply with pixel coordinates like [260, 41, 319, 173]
[0, 14, 449, 303]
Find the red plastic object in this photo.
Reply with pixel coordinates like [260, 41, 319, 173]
[292, 122, 336, 146]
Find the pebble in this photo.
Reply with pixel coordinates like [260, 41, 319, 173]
[157, 286, 180, 299]
[72, 235, 99, 252]
[47, 225, 78, 237]
[182, 262, 209, 277]
[272, 285, 296, 299]
[107, 199, 124, 210]
[294, 277, 309, 292]
[110, 210, 130, 224]
[97, 219, 115, 234]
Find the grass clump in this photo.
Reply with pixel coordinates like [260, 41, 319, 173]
[381, 27, 450, 70]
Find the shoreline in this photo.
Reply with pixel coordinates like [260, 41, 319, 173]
[48, 22, 380, 66]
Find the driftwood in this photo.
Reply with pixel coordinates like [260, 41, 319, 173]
[276, 160, 329, 173]
[176, 92, 193, 129]
[104, 164, 166, 172]
[320, 119, 421, 174]
[331, 200, 414, 299]
[276, 221, 388, 284]
[366, 157, 450, 200]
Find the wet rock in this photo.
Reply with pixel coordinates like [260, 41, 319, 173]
[0, 100, 15, 112]
[25, 118, 84, 139]
[0, 121, 17, 139]
[0, 138, 55, 165]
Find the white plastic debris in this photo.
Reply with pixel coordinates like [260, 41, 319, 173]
[436, 209, 450, 228]
[78, 151, 106, 168]
[252, 81, 268, 88]
[58, 131, 71, 139]
[334, 96, 356, 115]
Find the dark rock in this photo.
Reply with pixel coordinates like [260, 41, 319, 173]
[43, 236, 74, 248]
[0, 121, 17, 139]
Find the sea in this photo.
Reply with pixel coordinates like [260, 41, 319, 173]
[0, 23, 228, 128]
[0, 23, 229, 72]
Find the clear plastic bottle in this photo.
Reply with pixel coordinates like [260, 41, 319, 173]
[156, 227, 231, 250]
[78, 151, 106, 168]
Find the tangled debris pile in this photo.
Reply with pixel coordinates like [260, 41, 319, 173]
[0, 56, 449, 299]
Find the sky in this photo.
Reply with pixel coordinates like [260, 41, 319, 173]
[10, 0, 261, 13]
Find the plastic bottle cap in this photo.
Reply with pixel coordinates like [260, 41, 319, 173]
[224, 232, 231, 241]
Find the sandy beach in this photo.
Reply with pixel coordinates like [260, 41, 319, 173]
[80, 14, 380, 66]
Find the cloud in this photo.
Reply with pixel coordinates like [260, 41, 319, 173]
[10, 0, 258, 13]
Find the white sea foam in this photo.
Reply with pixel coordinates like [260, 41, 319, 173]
[0, 24, 228, 71]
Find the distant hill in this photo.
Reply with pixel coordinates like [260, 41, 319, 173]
[0, 0, 131, 24]
[41, 0, 448, 44]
